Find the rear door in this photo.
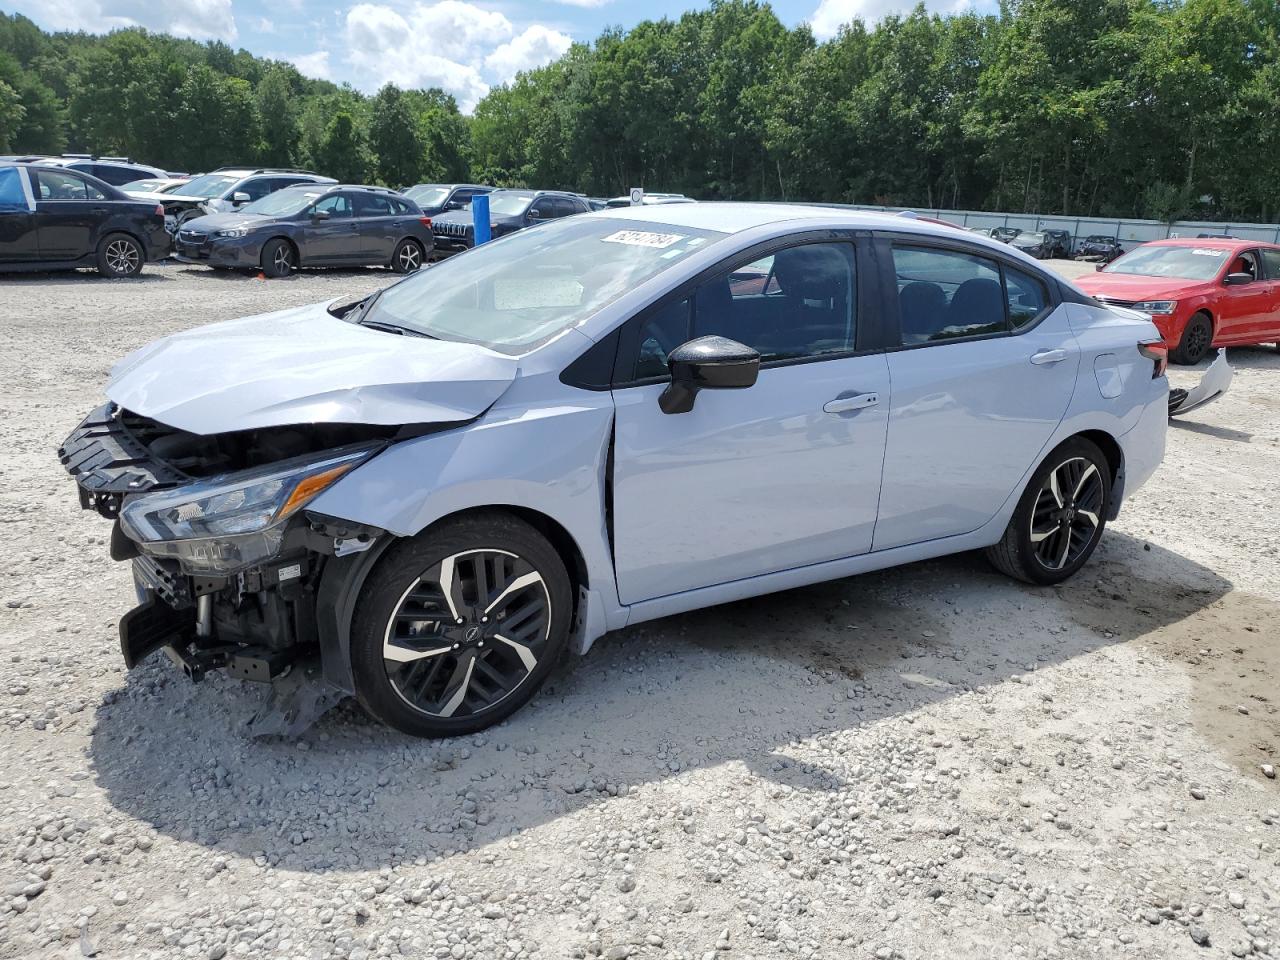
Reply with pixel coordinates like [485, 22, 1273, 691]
[29, 167, 109, 261]
[354, 192, 399, 261]
[0, 165, 37, 263]
[874, 237, 1079, 550]
[1259, 248, 1280, 343]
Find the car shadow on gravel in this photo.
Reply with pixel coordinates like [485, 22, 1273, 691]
[86, 529, 1235, 874]
[170, 266, 399, 281]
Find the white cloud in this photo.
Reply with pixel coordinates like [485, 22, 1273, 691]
[485, 25, 572, 84]
[290, 50, 332, 80]
[548, 0, 613, 7]
[808, 0, 973, 41]
[13, 0, 236, 41]
[343, 1, 571, 111]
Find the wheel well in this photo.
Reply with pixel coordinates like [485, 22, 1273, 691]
[1076, 429, 1122, 484]
[265, 235, 298, 264]
[429, 506, 588, 593]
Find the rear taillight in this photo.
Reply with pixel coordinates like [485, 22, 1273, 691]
[154, 204, 164, 217]
[420, 216, 432, 228]
[1138, 342, 1168, 378]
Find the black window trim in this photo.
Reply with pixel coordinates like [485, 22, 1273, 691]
[609, 228, 883, 390]
[876, 231, 1060, 352]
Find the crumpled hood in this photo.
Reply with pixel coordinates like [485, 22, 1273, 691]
[1075, 273, 1209, 301]
[106, 301, 519, 435]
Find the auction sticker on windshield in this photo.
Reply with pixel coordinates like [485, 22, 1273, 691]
[1191, 248, 1226, 256]
[602, 230, 685, 249]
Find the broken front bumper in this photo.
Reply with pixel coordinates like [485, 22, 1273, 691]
[1169, 349, 1232, 417]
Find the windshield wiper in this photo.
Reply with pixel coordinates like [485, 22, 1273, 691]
[357, 318, 435, 339]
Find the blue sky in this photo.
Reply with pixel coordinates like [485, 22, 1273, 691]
[4, 0, 990, 111]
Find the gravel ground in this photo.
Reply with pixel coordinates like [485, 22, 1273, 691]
[0, 259, 1277, 960]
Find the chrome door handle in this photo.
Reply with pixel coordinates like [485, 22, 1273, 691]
[823, 392, 880, 414]
[1030, 348, 1067, 365]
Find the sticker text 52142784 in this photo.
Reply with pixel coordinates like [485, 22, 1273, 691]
[601, 230, 685, 249]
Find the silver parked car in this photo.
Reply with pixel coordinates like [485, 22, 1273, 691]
[59, 204, 1169, 737]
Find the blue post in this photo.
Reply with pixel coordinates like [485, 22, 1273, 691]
[472, 193, 491, 246]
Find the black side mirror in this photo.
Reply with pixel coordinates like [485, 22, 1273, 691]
[1224, 272, 1253, 286]
[659, 336, 760, 415]
[312, 209, 331, 221]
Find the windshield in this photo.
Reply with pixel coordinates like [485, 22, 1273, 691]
[406, 185, 449, 207]
[241, 188, 326, 217]
[124, 179, 167, 193]
[1017, 232, 1046, 242]
[361, 217, 725, 354]
[1103, 245, 1230, 281]
[488, 193, 533, 217]
[173, 174, 241, 198]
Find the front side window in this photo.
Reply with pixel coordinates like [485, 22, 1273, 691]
[33, 169, 106, 202]
[311, 193, 352, 218]
[634, 298, 692, 380]
[361, 217, 725, 354]
[691, 242, 857, 362]
[893, 245, 1005, 343]
[238, 178, 276, 202]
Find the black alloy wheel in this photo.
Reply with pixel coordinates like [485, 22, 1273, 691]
[351, 513, 571, 737]
[1172, 313, 1212, 366]
[985, 437, 1111, 585]
[392, 239, 424, 274]
[97, 233, 143, 278]
[261, 238, 295, 278]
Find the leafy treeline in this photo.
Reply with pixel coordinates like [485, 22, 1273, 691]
[4, 0, 1280, 221]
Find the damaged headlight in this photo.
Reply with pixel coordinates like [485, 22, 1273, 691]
[119, 448, 373, 573]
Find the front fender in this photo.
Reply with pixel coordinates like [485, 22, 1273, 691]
[308, 392, 623, 608]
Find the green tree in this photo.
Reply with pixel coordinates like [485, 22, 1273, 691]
[369, 83, 422, 187]
[315, 110, 369, 182]
[255, 66, 300, 166]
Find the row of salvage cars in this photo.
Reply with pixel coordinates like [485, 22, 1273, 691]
[58, 203, 1239, 737]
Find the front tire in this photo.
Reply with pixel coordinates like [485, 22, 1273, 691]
[391, 238, 424, 274]
[96, 233, 144, 278]
[985, 437, 1111, 585]
[1171, 312, 1212, 365]
[350, 513, 572, 738]
[260, 238, 295, 278]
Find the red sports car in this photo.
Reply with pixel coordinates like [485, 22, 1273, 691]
[1076, 238, 1280, 364]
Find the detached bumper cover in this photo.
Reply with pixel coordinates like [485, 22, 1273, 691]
[1169, 349, 1232, 417]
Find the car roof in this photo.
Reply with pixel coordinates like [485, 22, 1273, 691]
[581, 201, 995, 235]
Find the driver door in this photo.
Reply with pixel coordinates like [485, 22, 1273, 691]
[610, 237, 891, 605]
[299, 192, 358, 264]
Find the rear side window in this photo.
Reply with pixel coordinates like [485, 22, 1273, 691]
[357, 193, 395, 217]
[391, 198, 414, 215]
[1004, 266, 1050, 329]
[0, 167, 26, 209]
[33, 169, 106, 202]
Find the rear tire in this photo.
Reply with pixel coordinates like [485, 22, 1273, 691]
[1172, 312, 1212, 365]
[985, 437, 1111, 585]
[350, 512, 573, 738]
[260, 238, 295, 278]
[391, 238, 424, 274]
[96, 233, 144, 278]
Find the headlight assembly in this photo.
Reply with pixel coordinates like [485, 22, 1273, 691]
[216, 227, 248, 239]
[1131, 300, 1177, 315]
[120, 448, 373, 573]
